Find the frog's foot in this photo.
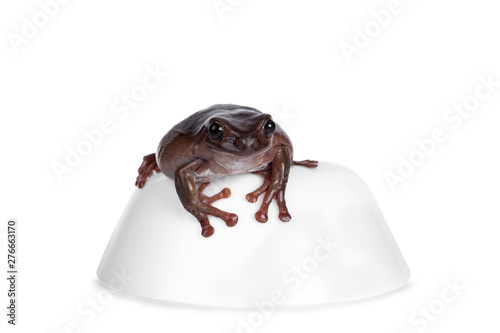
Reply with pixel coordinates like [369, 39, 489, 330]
[246, 172, 291, 223]
[292, 159, 319, 168]
[135, 153, 160, 189]
[190, 182, 238, 237]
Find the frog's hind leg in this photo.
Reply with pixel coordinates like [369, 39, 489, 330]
[135, 153, 160, 188]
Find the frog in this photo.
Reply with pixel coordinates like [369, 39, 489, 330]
[135, 104, 318, 237]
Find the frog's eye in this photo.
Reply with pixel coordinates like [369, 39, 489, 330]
[264, 119, 276, 137]
[208, 122, 224, 140]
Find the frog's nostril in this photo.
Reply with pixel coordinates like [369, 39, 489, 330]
[241, 137, 254, 146]
[234, 137, 256, 151]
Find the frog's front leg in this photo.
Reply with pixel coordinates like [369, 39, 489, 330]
[175, 159, 238, 237]
[246, 146, 292, 223]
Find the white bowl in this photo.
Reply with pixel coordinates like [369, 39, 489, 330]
[97, 161, 410, 307]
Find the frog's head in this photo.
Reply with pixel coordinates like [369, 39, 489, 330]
[203, 110, 276, 156]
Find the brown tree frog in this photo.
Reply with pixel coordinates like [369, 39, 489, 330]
[136, 104, 318, 237]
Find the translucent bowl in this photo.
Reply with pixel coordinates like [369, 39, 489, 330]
[97, 162, 410, 307]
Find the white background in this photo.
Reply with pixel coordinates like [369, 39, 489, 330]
[1, 0, 499, 332]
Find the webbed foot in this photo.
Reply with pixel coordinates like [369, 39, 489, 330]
[135, 153, 160, 188]
[246, 171, 291, 223]
[190, 182, 238, 237]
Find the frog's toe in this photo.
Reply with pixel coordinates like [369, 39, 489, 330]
[279, 212, 291, 222]
[245, 193, 258, 203]
[276, 190, 291, 222]
[196, 214, 215, 237]
[246, 179, 271, 203]
[201, 224, 215, 237]
[198, 184, 232, 205]
[223, 213, 239, 227]
[255, 210, 268, 223]
[293, 159, 319, 168]
[221, 188, 231, 199]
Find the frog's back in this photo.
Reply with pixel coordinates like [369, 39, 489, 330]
[175, 104, 263, 134]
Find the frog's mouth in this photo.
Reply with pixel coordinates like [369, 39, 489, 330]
[204, 135, 272, 157]
[206, 140, 271, 157]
